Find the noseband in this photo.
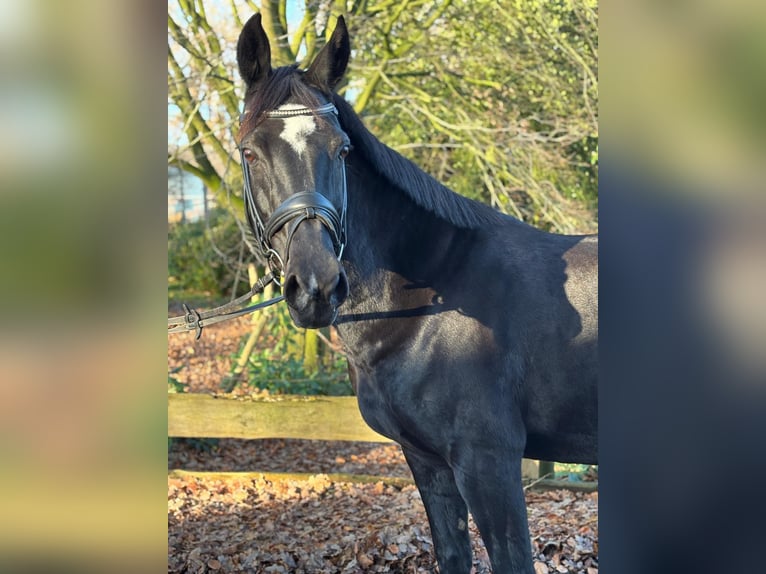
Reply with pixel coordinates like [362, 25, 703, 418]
[240, 102, 347, 284]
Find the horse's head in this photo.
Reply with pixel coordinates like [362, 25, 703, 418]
[236, 14, 351, 328]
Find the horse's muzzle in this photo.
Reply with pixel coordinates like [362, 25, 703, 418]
[283, 265, 349, 328]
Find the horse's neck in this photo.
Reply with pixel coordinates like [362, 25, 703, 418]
[335, 167, 463, 349]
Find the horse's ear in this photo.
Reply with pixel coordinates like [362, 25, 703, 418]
[237, 13, 272, 89]
[305, 16, 350, 93]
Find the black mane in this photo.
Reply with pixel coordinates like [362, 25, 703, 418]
[240, 65, 504, 230]
[331, 95, 504, 230]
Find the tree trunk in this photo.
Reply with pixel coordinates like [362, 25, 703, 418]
[220, 265, 273, 392]
[303, 329, 319, 375]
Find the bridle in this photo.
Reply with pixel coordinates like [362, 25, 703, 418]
[168, 102, 348, 339]
[240, 102, 348, 284]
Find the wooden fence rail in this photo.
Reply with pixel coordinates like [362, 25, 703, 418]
[168, 393, 389, 442]
[168, 393, 596, 490]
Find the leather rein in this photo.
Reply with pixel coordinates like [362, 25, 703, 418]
[168, 102, 348, 339]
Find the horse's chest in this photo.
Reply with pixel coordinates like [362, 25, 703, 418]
[342, 316, 510, 450]
[348, 359, 412, 444]
[348, 352, 498, 453]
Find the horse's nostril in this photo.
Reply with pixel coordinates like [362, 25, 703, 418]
[285, 273, 323, 301]
[284, 274, 301, 302]
[330, 271, 349, 306]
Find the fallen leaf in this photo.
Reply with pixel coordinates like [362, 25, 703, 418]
[357, 552, 374, 568]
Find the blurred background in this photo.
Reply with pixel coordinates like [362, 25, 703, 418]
[0, 0, 167, 570]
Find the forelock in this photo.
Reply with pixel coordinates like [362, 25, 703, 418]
[238, 66, 322, 142]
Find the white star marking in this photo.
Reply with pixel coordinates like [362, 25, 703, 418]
[277, 104, 316, 156]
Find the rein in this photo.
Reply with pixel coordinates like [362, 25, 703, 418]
[167, 272, 283, 339]
[168, 102, 347, 339]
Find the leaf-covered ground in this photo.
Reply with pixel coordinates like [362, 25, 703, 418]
[169, 472, 597, 574]
[169, 315, 598, 573]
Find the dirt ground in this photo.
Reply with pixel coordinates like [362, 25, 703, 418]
[168, 313, 598, 573]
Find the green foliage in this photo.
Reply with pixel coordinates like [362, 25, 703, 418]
[264, 303, 305, 359]
[220, 296, 351, 395]
[234, 340, 352, 396]
[352, 0, 598, 232]
[168, 367, 186, 394]
[167, 207, 249, 300]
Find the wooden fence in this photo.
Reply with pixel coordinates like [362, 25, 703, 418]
[169, 393, 386, 442]
[168, 393, 596, 490]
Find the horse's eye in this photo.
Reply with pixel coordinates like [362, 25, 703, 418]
[242, 148, 256, 163]
[339, 145, 351, 160]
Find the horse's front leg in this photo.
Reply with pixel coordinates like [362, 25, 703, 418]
[452, 447, 535, 574]
[403, 447, 472, 574]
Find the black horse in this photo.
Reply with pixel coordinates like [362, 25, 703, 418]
[235, 14, 597, 574]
